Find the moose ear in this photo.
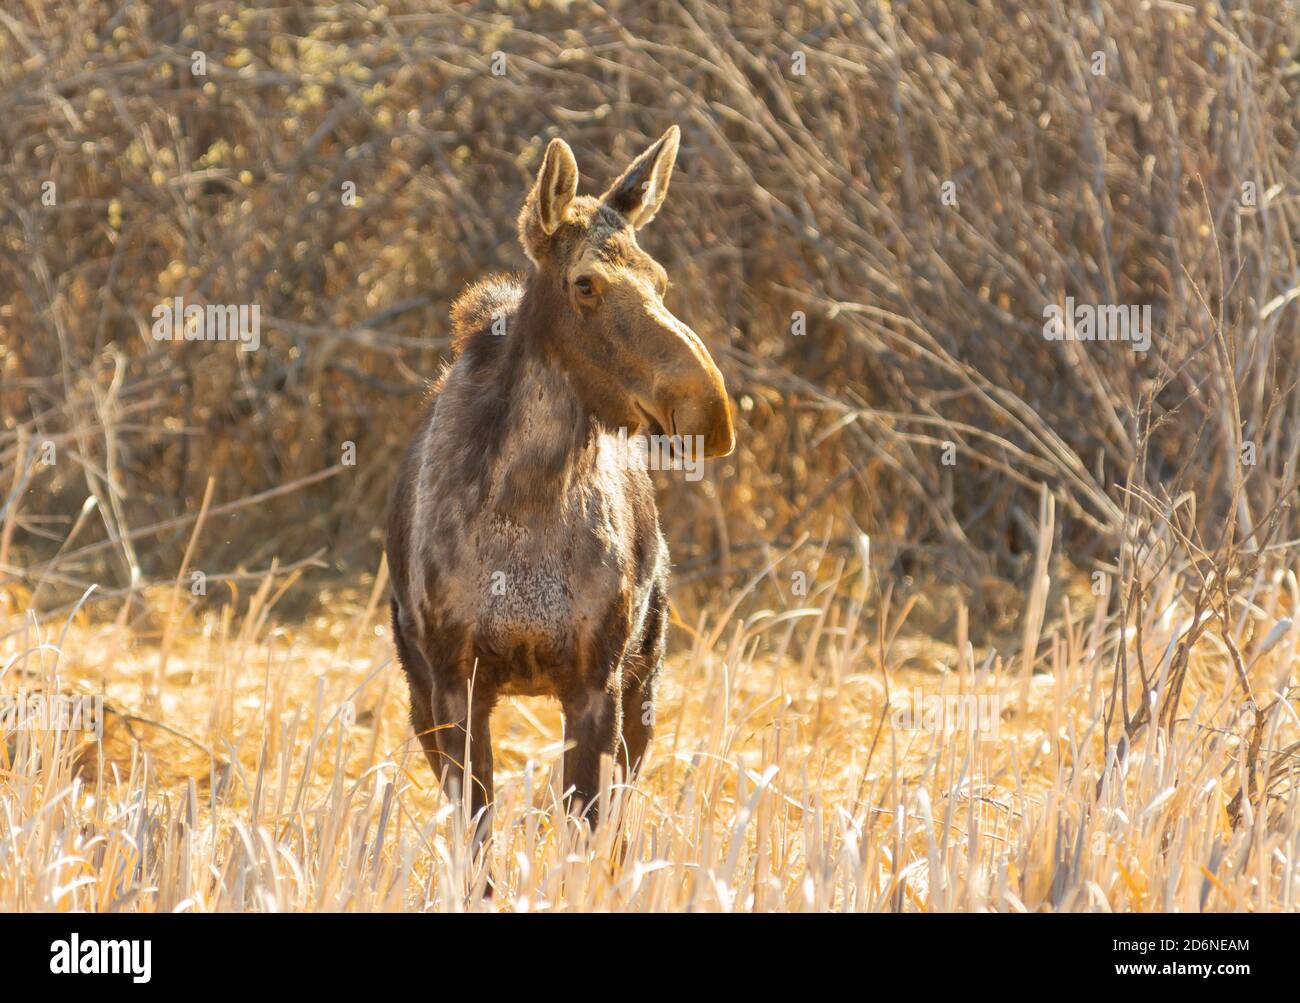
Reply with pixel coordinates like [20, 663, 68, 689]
[519, 138, 579, 259]
[599, 125, 680, 229]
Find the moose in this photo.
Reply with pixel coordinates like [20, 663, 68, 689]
[386, 127, 735, 837]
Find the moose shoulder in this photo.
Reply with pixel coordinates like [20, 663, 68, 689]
[386, 126, 734, 832]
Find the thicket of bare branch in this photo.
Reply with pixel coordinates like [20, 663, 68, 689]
[2, 0, 1298, 616]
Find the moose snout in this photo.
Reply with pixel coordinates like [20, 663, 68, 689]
[662, 368, 735, 459]
[640, 307, 736, 459]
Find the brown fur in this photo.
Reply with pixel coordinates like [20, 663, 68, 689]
[386, 128, 734, 841]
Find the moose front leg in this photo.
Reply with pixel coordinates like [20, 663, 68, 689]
[560, 687, 620, 823]
[431, 680, 496, 853]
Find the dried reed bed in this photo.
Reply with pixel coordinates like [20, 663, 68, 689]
[2, 520, 1298, 912]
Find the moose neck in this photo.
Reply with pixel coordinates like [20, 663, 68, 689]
[482, 280, 602, 519]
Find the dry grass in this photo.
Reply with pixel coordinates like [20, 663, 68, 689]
[3, 525, 1298, 912]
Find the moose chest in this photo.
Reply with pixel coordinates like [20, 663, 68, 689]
[466, 512, 621, 657]
[415, 439, 642, 690]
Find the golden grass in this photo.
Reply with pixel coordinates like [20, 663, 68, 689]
[3, 541, 1297, 912]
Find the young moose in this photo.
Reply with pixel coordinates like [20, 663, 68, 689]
[386, 127, 734, 833]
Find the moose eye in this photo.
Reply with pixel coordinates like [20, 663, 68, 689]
[574, 276, 596, 299]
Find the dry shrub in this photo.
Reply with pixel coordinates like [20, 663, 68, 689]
[2, 1, 1296, 621]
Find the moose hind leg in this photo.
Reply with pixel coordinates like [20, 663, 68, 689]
[618, 674, 655, 781]
[619, 581, 666, 781]
[391, 601, 442, 775]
